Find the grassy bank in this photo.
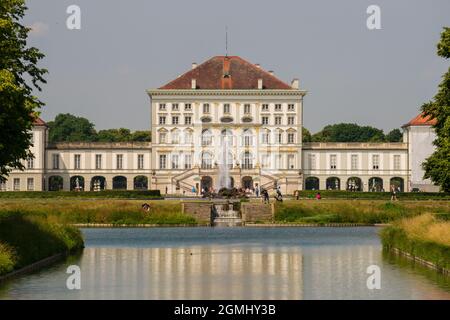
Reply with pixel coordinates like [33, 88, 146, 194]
[380, 214, 450, 271]
[0, 190, 162, 199]
[0, 212, 84, 276]
[274, 200, 450, 224]
[0, 199, 195, 225]
[295, 190, 450, 200]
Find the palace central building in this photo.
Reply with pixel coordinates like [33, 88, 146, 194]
[1, 56, 439, 193]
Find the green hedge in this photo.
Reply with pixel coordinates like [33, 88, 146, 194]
[295, 190, 450, 200]
[0, 190, 162, 199]
[0, 212, 84, 276]
[380, 226, 450, 271]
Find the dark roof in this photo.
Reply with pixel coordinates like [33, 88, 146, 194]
[403, 112, 437, 127]
[159, 56, 293, 90]
[33, 117, 47, 126]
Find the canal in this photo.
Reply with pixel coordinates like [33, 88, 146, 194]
[0, 227, 449, 299]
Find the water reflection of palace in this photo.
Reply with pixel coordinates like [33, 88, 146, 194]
[81, 246, 303, 300]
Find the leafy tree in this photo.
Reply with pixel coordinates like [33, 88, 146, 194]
[386, 129, 403, 142]
[131, 130, 151, 142]
[421, 27, 450, 192]
[0, 0, 47, 181]
[302, 127, 312, 142]
[97, 128, 132, 142]
[311, 123, 385, 142]
[47, 113, 97, 143]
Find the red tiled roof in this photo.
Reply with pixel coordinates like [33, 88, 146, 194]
[159, 56, 293, 90]
[403, 112, 437, 127]
[33, 117, 47, 126]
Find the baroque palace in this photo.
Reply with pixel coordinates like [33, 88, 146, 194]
[1, 56, 439, 193]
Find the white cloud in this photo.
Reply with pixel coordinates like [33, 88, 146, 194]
[28, 22, 49, 37]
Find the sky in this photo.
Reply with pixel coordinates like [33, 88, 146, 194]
[24, 0, 449, 133]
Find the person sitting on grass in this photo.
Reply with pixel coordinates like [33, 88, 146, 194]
[141, 203, 151, 212]
[315, 192, 321, 200]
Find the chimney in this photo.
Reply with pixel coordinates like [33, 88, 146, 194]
[191, 78, 196, 89]
[192, 62, 197, 69]
[258, 79, 263, 89]
[291, 78, 299, 89]
[268, 70, 274, 76]
[255, 63, 261, 68]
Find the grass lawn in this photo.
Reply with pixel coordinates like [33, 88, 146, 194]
[274, 199, 450, 224]
[0, 199, 194, 225]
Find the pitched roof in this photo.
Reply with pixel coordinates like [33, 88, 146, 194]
[403, 112, 437, 127]
[159, 56, 293, 90]
[33, 117, 47, 126]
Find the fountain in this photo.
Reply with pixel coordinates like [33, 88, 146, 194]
[209, 130, 243, 226]
[217, 129, 232, 190]
[212, 200, 242, 227]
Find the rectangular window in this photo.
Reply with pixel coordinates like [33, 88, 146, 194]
[52, 154, 59, 169]
[262, 154, 270, 168]
[262, 104, 269, 111]
[159, 155, 167, 169]
[27, 157, 34, 169]
[95, 154, 102, 169]
[309, 154, 316, 169]
[13, 178, 20, 191]
[171, 154, 179, 169]
[223, 103, 230, 114]
[159, 103, 166, 111]
[275, 155, 282, 169]
[172, 103, 179, 111]
[394, 155, 401, 170]
[261, 132, 269, 144]
[159, 132, 166, 144]
[275, 104, 282, 111]
[288, 133, 295, 143]
[159, 116, 166, 125]
[287, 154, 295, 169]
[184, 103, 192, 111]
[244, 104, 251, 114]
[184, 154, 192, 169]
[138, 154, 144, 169]
[116, 154, 123, 170]
[262, 116, 269, 125]
[184, 132, 193, 144]
[74, 154, 81, 170]
[288, 104, 295, 111]
[277, 132, 283, 144]
[275, 116, 282, 125]
[185, 116, 192, 125]
[0, 181, 6, 191]
[203, 103, 210, 113]
[372, 154, 380, 170]
[30, 132, 35, 144]
[351, 154, 358, 170]
[288, 117, 295, 125]
[330, 154, 337, 169]
[172, 116, 179, 125]
[27, 178, 34, 191]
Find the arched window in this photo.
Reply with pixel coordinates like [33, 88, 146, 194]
[202, 129, 213, 146]
[201, 152, 213, 169]
[242, 152, 253, 169]
[243, 129, 253, 147]
[221, 129, 233, 146]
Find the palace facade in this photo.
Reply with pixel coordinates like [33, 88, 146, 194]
[1, 56, 439, 193]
